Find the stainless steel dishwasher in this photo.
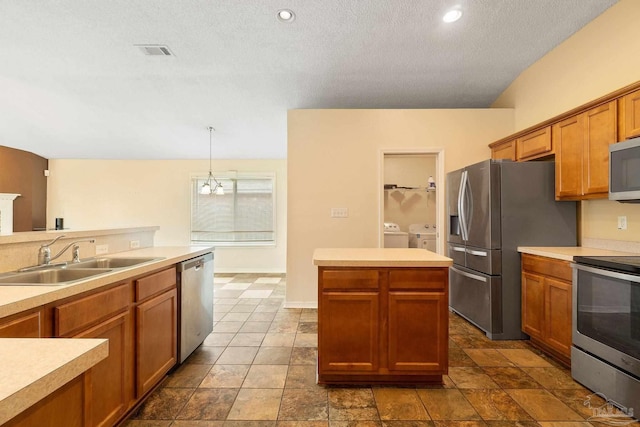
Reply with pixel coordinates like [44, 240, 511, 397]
[177, 252, 214, 363]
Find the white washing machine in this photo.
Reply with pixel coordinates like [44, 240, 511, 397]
[383, 222, 408, 248]
[409, 223, 437, 252]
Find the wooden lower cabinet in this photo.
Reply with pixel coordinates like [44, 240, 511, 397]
[318, 267, 448, 384]
[136, 287, 178, 397]
[388, 292, 447, 372]
[319, 292, 379, 373]
[74, 312, 133, 427]
[55, 282, 134, 427]
[521, 254, 572, 365]
[3, 373, 89, 427]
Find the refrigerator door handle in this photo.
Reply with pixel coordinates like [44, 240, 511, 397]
[452, 246, 466, 252]
[450, 266, 487, 283]
[466, 249, 487, 257]
[459, 170, 469, 241]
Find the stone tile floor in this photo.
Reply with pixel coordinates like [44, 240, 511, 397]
[123, 273, 624, 427]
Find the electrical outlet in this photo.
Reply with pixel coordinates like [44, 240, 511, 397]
[129, 240, 140, 249]
[617, 216, 628, 230]
[331, 208, 349, 218]
[96, 244, 109, 255]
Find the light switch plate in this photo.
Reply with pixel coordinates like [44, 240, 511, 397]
[96, 244, 109, 255]
[331, 208, 349, 218]
[617, 216, 627, 230]
[129, 240, 140, 249]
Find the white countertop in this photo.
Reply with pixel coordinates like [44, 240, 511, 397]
[0, 245, 214, 319]
[313, 248, 453, 267]
[517, 246, 639, 262]
[0, 338, 108, 425]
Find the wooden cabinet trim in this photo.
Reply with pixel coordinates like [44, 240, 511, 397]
[135, 266, 177, 302]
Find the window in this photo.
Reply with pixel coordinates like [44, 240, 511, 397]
[191, 173, 276, 246]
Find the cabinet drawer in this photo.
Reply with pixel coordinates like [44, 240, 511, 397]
[521, 254, 572, 282]
[517, 127, 552, 160]
[55, 283, 131, 337]
[0, 310, 42, 338]
[136, 267, 177, 301]
[388, 268, 447, 291]
[320, 269, 379, 291]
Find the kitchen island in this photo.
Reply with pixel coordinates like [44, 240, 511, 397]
[313, 248, 452, 384]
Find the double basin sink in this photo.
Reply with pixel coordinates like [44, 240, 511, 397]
[0, 257, 163, 286]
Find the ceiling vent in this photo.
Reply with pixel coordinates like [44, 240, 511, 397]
[135, 45, 173, 56]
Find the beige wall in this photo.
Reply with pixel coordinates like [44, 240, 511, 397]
[492, 0, 640, 245]
[384, 154, 437, 233]
[287, 109, 514, 306]
[47, 159, 287, 273]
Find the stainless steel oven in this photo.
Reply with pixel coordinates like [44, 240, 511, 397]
[572, 256, 640, 413]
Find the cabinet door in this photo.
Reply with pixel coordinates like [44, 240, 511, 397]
[75, 311, 133, 427]
[136, 288, 177, 397]
[3, 373, 87, 427]
[521, 272, 544, 339]
[545, 278, 572, 358]
[553, 114, 583, 199]
[517, 127, 552, 161]
[583, 101, 617, 196]
[622, 89, 640, 140]
[491, 140, 516, 161]
[319, 292, 379, 373]
[388, 292, 447, 372]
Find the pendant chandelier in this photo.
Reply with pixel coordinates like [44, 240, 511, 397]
[200, 126, 224, 196]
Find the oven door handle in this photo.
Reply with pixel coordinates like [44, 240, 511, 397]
[573, 263, 640, 283]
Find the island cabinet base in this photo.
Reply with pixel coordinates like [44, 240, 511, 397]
[317, 266, 449, 385]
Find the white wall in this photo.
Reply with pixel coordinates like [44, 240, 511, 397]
[47, 159, 287, 273]
[492, 0, 640, 245]
[287, 109, 514, 307]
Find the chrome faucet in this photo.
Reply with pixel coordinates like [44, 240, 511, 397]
[38, 235, 96, 266]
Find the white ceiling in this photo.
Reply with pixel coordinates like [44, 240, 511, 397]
[0, 0, 618, 160]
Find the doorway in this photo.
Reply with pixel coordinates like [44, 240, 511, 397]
[379, 149, 445, 254]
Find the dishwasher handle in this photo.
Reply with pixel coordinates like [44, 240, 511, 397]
[177, 252, 214, 272]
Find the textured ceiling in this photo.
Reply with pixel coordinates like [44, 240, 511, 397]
[0, 0, 618, 159]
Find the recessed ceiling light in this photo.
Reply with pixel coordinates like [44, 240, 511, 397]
[443, 9, 462, 23]
[277, 9, 295, 23]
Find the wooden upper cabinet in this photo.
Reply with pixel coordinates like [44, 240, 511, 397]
[620, 88, 640, 140]
[554, 101, 616, 200]
[554, 114, 583, 199]
[583, 102, 617, 195]
[490, 140, 516, 161]
[517, 127, 552, 161]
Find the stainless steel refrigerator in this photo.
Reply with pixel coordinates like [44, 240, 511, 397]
[446, 159, 576, 340]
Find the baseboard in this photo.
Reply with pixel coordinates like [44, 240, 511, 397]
[283, 300, 318, 309]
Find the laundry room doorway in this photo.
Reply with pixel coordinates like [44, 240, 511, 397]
[379, 149, 444, 254]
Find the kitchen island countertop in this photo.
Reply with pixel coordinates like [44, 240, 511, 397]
[313, 247, 452, 267]
[0, 338, 108, 425]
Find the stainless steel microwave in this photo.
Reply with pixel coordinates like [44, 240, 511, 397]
[609, 136, 640, 202]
